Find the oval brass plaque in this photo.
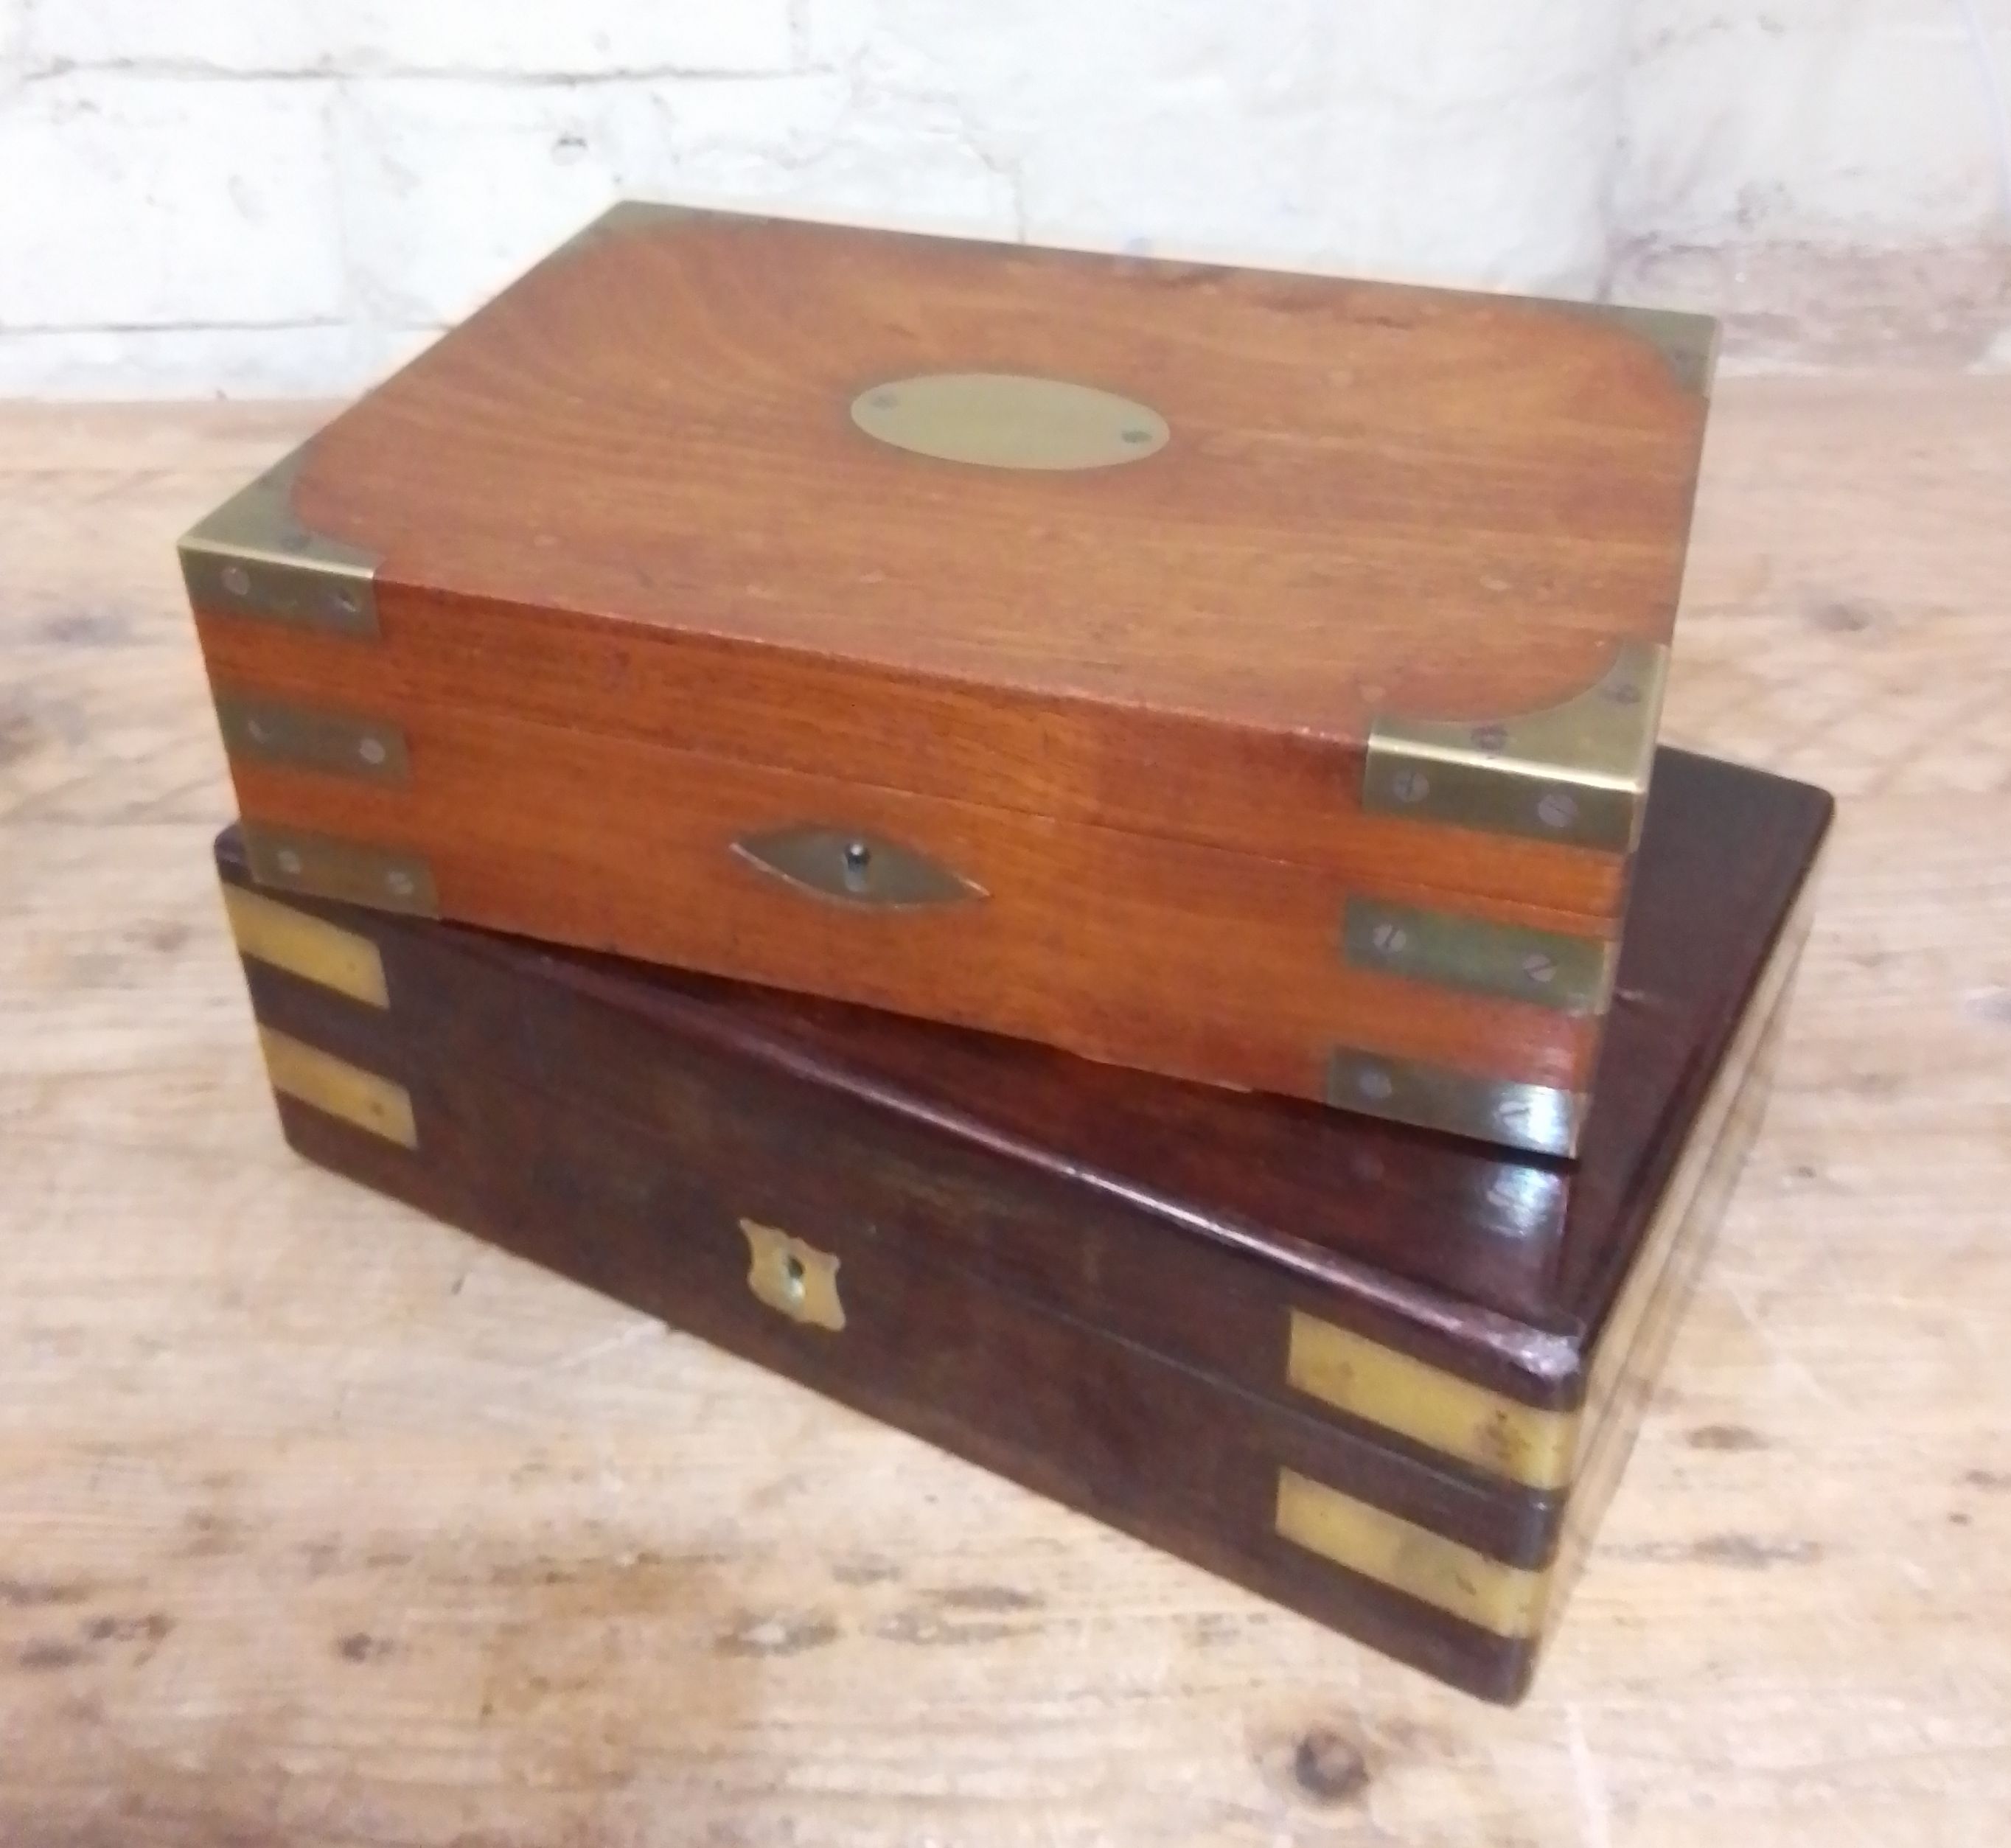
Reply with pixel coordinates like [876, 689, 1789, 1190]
[850, 373, 1170, 471]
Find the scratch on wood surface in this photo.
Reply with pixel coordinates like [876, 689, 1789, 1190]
[1716, 1276, 1843, 1410]
[1566, 1702, 1611, 1848]
[527, 1317, 663, 1378]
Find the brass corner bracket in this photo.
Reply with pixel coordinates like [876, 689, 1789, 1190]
[178, 442, 380, 637]
[1362, 638, 1668, 856]
[1578, 301, 1721, 400]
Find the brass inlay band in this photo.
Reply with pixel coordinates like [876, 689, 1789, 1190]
[739, 1219, 846, 1333]
[179, 442, 380, 637]
[851, 373, 1171, 471]
[223, 884, 389, 1009]
[1294, 848, 1823, 1491]
[215, 691, 409, 786]
[1288, 1314, 1578, 1490]
[259, 1027, 417, 1149]
[1342, 898, 1615, 1017]
[1324, 1048, 1586, 1158]
[242, 823, 439, 919]
[1363, 639, 1668, 855]
[1279, 987, 1793, 1640]
[1275, 1469, 1547, 1639]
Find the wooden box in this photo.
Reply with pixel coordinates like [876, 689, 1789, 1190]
[216, 748, 1828, 1702]
[184, 201, 1718, 1154]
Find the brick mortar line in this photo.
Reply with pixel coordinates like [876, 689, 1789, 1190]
[15, 60, 816, 87]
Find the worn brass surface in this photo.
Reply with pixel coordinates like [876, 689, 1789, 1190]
[1287, 1314, 1578, 1490]
[258, 1027, 417, 1149]
[1363, 639, 1668, 854]
[1324, 1049, 1586, 1158]
[242, 824, 439, 918]
[1568, 301, 1721, 398]
[1275, 1469, 1547, 1639]
[178, 443, 378, 637]
[214, 691, 409, 786]
[739, 1220, 846, 1333]
[732, 825, 986, 910]
[1342, 898, 1614, 1016]
[851, 373, 1170, 471]
[222, 885, 389, 1009]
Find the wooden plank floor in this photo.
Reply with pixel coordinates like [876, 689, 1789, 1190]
[1, 383, 2007, 1847]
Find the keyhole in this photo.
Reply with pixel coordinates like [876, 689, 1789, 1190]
[782, 1253, 806, 1300]
[841, 840, 872, 893]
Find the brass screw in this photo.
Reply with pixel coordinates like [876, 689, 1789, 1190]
[1471, 723, 1509, 753]
[1536, 789, 1578, 831]
[1390, 768, 1430, 804]
[1370, 921, 1409, 957]
[275, 848, 304, 876]
[358, 737, 388, 767]
[1522, 952, 1557, 986]
[386, 871, 415, 899]
[220, 564, 252, 598]
[1357, 1066, 1395, 1102]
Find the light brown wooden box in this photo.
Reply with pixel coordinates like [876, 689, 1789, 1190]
[181, 201, 1716, 1153]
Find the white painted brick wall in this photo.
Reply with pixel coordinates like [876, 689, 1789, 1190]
[1, 0, 2007, 395]
[1621, 0, 2011, 245]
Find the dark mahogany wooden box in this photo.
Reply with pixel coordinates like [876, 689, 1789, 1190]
[183, 199, 1718, 1154]
[215, 748, 1827, 1702]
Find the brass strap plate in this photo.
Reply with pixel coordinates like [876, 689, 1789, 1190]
[1342, 898, 1614, 1016]
[851, 373, 1170, 471]
[1363, 639, 1667, 855]
[214, 691, 409, 785]
[1325, 1048, 1585, 1158]
[739, 1220, 846, 1332]
[258, 1026, 417, 1148]
[242, 823, 439, 918]
[1275, 1468, 1547, 1639]
[178, 442, 379, 637]
[222, 884, 389, 1008]
[732, 825, 986, 910]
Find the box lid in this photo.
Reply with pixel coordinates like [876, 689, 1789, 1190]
[184, 201, 1716, 926]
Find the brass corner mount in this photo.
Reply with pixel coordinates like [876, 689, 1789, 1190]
[178, 442, 380, 638]
[1363, 639, 1668, 856]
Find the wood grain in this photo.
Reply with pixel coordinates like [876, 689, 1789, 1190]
[209, 689, 1611, 1101]
[181, 209, 1712, 1124]
[215, 741, 1827, 1416]
[5, 381, 2011, 1842]
[301, 209, 1704, 746]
